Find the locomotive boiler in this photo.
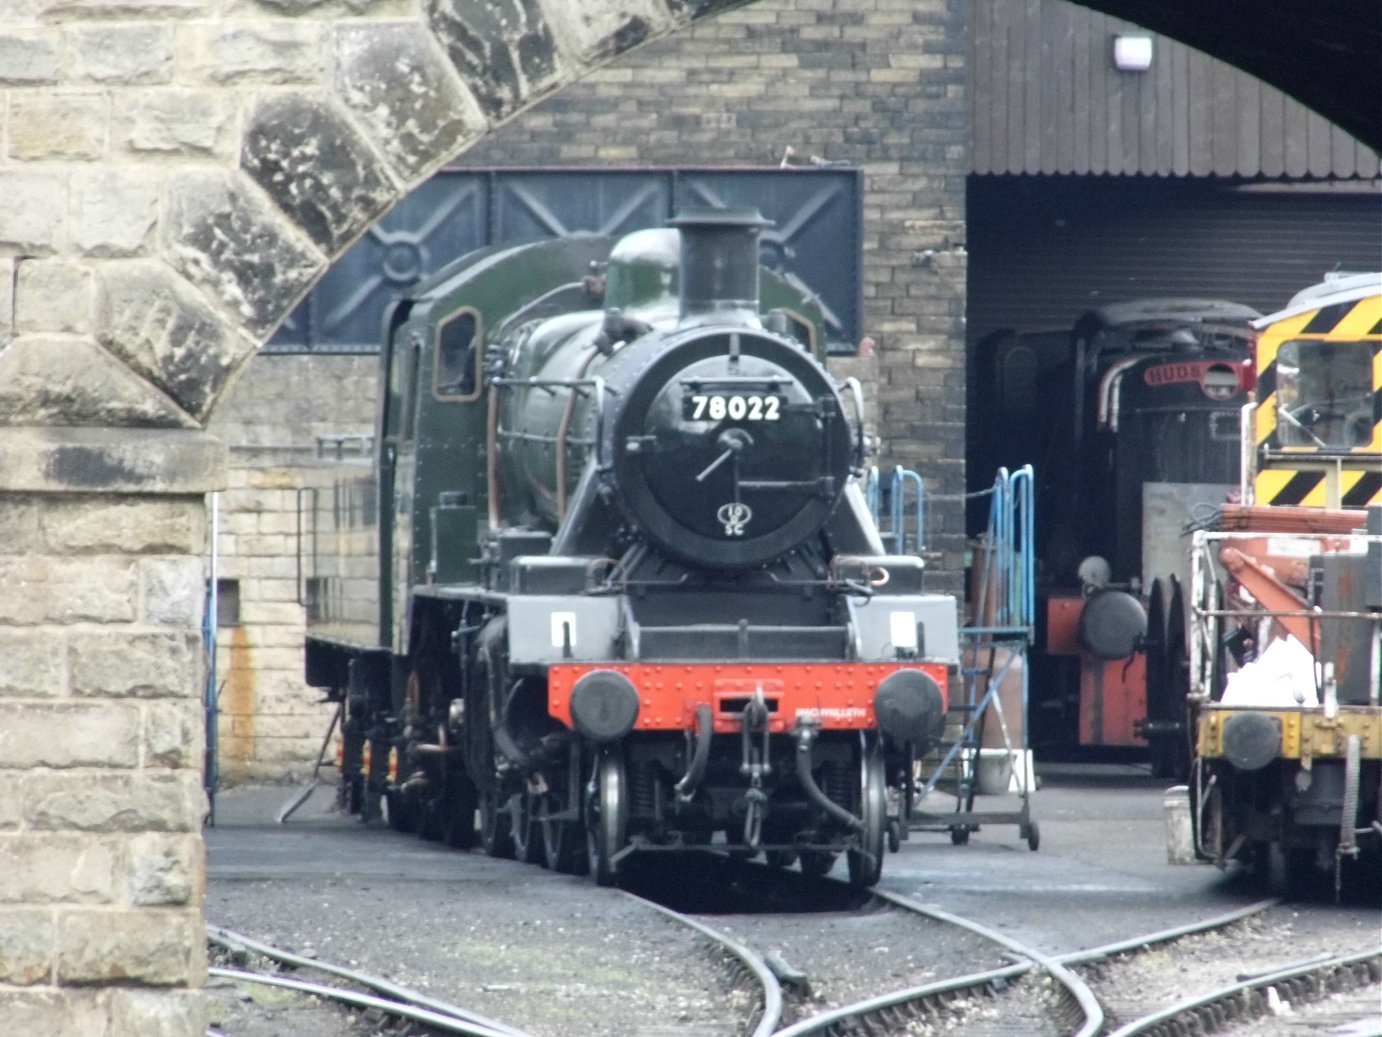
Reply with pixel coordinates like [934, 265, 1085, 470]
[301, 209, 960, 887]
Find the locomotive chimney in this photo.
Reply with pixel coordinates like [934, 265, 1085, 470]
[669, 207, 770, 326]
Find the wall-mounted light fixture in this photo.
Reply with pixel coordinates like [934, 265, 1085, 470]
[1112, 34, 1154, 72]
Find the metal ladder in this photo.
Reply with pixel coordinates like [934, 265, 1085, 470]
[908, 465, 1041, 850]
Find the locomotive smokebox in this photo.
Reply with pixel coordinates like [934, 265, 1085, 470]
[669, 207, 771, 325]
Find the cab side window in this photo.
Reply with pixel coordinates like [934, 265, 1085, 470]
[1276, 340, 1373, 448]
[436, 309, 481, 400]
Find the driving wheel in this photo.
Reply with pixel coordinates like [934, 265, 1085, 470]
[847, 743, 887, 888]
[586, 751, 628, 887]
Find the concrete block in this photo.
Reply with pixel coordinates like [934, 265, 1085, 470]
[97, 260, 256, 421]
[335, 23, 481, 179]
[0, 428, 226, 495]
[164, 170, 322, 339]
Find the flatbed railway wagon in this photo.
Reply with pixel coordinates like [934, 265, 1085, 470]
[1180, 271, 1381, 893]
[298, 210, 960, 887]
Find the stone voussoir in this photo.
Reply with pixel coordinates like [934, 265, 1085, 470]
[334, 22, 484, 181]
[240, 92, 397, 254]
[164, 169, 323, 339]
[97, 260, 258, 421]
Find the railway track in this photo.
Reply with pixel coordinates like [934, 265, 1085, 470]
[626, 858, 1375, 1037]
[207, 925, 534, 1037]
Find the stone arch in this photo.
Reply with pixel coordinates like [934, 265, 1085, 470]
[0, 3, 767, 1033]
[1, 0, 749, 431]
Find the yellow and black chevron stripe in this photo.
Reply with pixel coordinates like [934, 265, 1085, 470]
[1253, 288, 1381, 508]
[1256, 466, 1382, 508]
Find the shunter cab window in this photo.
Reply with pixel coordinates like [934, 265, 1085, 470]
[1275, 340, 1374, 448]
[435, 309, 481, 400]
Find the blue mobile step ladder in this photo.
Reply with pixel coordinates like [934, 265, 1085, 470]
[898, 466, 1040, 851]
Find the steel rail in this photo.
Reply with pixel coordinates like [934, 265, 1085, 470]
[208, 924, 531, 1037]
[624, 892, 784, 1037]
[208, 966, 520, 1037]
[1103, 946, 1382, 1037]
[873, 889, 1103, 1037]
[772, 896, 1281, 1037]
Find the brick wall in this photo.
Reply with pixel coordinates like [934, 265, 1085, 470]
[467, 0, 971, 570]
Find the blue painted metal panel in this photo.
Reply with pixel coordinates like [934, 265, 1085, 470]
[267, 167, 861, 355]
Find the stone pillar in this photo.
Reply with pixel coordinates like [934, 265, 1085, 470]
[0, 427, 225, 1037]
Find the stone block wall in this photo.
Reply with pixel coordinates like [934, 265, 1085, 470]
[207, 355, 376, 781]
[0, 429, 222, 1035]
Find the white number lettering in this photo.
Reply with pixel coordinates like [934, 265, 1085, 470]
[691, 395, 708, 420]
[727, 396, 747, 419]
[747, 396, 764, 420]
[764, 396, 781, 421]
[708, 396, 727, 420]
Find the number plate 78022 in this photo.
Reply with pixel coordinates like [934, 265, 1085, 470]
[684, 393, 784, 422]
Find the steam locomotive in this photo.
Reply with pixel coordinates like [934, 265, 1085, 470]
[970, 299, 1260, 777]
[301, 210, 959, 887]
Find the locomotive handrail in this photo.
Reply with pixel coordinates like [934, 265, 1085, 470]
[295, 486, 318, 609]
[842, 375, 867, 470]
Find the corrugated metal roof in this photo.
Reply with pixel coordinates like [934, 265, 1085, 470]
[970, 0, 1381, 179]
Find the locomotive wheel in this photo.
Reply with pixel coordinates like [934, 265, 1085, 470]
[847, 745, 887, 888]
[798, 850, 836, 877]
[587, 751, 628, 887]
[542, 796, 588, 875]
[511, 791, 546, 866]
[480, 786, 515, 860]
[385, 787, 417, 835]
[442, 773, 479, 850]
[1162, 579, 1191, 782]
